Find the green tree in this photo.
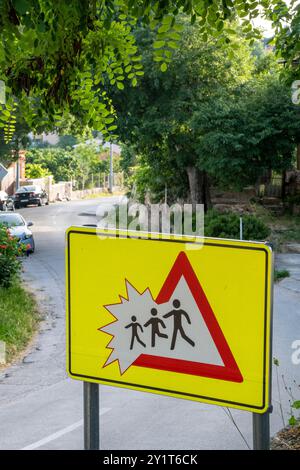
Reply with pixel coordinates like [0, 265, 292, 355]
[191, 76, 300, 191]
[113, 23, 255, 208]
[25, 147, 79, 182]
[55, 135, 78, 149]
[0, 1, 278, 140]
[268, 2, 300, 171]
[26, 143, 109, 185]
[267, 1, 300, 79]
[25, 163, 51, 179]
[0, 113, 31, 167]
[72, 144, 103, 188]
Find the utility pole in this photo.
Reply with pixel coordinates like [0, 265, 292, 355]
[109, 142, 114, 193]
[16, 156, 20, 191]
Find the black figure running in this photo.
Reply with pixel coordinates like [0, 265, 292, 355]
[125, 315, 146, 350]
[163, 299, 195, 350]
[144, 308, 168, 347]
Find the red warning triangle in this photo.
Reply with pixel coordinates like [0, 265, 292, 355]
[133, 251, 243, 383]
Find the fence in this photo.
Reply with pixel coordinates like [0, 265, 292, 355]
[21, 172, 124, 202]
[75, 172, 124, 191]
[257, 173, 283, 198]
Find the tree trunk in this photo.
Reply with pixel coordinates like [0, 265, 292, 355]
[281, 170, 286, 201]
[186, 166, 212, 212]
[203, 171, 212, 211]
[297, 143, 300, 171]
[186, 166, 201, 206]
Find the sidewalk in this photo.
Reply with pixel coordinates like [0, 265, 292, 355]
[275, 253, 300, 294]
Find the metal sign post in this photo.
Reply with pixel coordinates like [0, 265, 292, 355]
[253, 409, 271, 450]
[83, 382, 99, 450]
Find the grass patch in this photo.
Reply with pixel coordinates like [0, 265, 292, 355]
[274, 269, 290, 282]
[81, 190, 126, 200]
[0, 279, 40, 363]
[249, 205, 300, 251]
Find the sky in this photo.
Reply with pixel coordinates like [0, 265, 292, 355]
[253, 16, 274, 38]
[252, 0, 296, 37]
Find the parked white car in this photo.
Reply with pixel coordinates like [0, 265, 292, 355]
[0, 212, 35, 254]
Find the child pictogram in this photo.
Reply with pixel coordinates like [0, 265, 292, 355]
[125, 315, 146, 350]
[163, 299, 195, 350]
[124, 300, 195, 351]
[144, 308, 168, 347]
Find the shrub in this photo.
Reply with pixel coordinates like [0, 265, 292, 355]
[25, 163, 51, 179]
[0, 224, 23, 288]
[204, 210, 271, 241]
[274, 269, 290, 282]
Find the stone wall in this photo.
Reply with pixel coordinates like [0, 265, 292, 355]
[21, 176, 72, 202]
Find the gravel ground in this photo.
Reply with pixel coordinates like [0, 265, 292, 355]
[271, 425, 300, 450]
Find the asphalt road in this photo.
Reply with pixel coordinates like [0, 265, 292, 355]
[0, 198, 299, 450]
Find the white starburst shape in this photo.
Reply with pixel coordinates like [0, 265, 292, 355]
[100, 276, 223, 375]
[101, 281, 158, 373]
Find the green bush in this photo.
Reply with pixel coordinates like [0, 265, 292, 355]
[286, 194, 300, 204]
[204, 210, 271, 241]
[25, 163, 51, 179]
[274, 269, 290, 282]
[0, 224, 24, 288]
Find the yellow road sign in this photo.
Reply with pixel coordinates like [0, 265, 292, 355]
[66, 227, 273, 413]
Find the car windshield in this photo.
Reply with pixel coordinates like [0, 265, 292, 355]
[16, 186, 37, 193]
[0, 214, 25, 227]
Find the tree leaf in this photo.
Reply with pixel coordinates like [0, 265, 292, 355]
[153, 41, 165, 49]
[12, 0, 30, 15]
[289, 415, 297, 426]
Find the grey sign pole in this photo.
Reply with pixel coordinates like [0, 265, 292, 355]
[109, 142, 113, 193]
[239, 217, 243, 240]
[83, 382, 100, 450]
[253, 409, 271, 450]
[252, 242, 274, 450]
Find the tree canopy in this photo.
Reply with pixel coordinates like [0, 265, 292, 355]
[112, 23, 254, 205]
[112, 23, 299, 206]
[191, 77, 300, 188]
[25, 143, 110, 183]
[267, 0, 300, 80]
[0, 0, 281, 143]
